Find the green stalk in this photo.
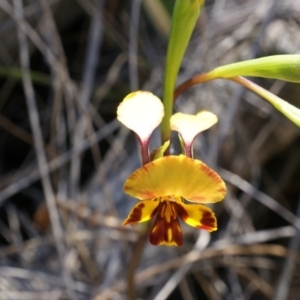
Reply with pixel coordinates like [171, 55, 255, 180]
[161, 0, 204, 142]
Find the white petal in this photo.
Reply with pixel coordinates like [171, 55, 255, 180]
[117, 91, 164, 141]
[170, 111, 218, 145]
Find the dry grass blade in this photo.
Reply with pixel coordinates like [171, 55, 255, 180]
[234, 267, 273, 298]
[128, 0, 141, 91]
[193, 272, 222, 300]
[69, 0, 104, 200]
[11, 0, 75, 298]
[142, 0, 170, 37]
[0, 291, 64, 300]
[220, 169, 300, 230]
[153, 232, 210, 300]
[95, 244, 300, 299]
[274, 194, 300, 300]
[0, 120, 119, 205]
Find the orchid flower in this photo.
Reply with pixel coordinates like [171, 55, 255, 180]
[117, 91, 226, 246]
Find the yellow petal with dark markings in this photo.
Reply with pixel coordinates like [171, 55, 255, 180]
[174, 202, 217, 232]
[124, 155, 226, 203]
[123, 199, 159, 225]
[150, 200, 183, 246]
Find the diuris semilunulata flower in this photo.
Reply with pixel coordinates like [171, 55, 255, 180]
[117, 91, 226, 246]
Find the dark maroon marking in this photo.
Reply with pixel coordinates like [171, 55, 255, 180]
[199, 211, 216, 230]
[149, 213, 165, 245]
[171, 216, 183, 246]
[124, 203, 145, 224]
[150, 202, 161, 218]
[173, 202, 188, 221]
[149, 202, 183, 246]
[175, 203, 216, 231]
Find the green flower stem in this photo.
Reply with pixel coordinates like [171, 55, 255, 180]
[161, 0, 204, 143]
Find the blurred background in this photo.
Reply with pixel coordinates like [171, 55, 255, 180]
[0, 0, 299, 299]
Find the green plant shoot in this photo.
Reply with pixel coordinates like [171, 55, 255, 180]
[161, 0, 204, 143]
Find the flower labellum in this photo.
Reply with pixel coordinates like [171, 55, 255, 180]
[123, 155, 226, 246]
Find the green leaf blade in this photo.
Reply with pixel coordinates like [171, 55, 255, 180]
[161, 0, 204, 142]
[230, 77, 300, 127]
[209, 55, 300, 83]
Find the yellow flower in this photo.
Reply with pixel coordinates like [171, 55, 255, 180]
[123, 155, 226, 246]
[117, 91, 226, 246]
